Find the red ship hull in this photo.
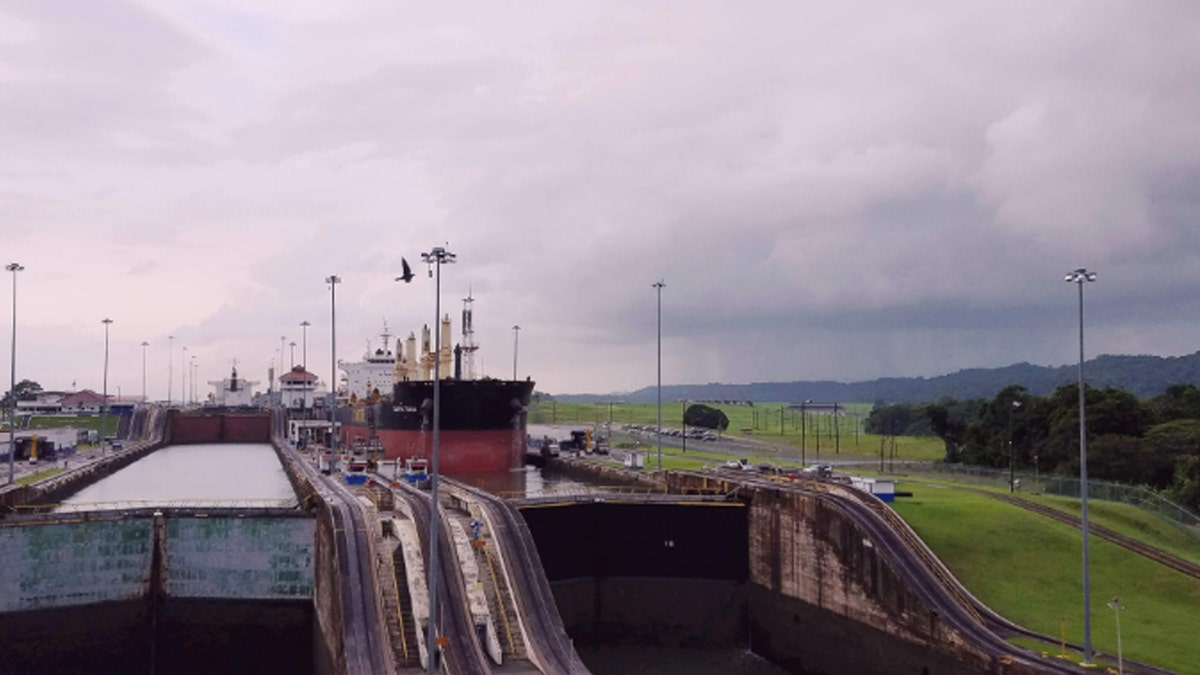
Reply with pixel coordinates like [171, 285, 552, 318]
[340, 426, 524, 474]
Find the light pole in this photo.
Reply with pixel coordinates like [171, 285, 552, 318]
[300, 321, 310, 372]
[421, 245, 456, 675]
[181, 346, 188, 407]
[289, 341, 296, 373]
[326, 276, 340, 452]
[167, 335, 174, 406]
[1009, 400, 1021, 493]
[6, 262, 23, 484]
[190, 356, 197, 404]
[1107, 597, 1125, 675]
[279, 335, 287, 392]
[1066, 267, 1097, 665]
[511, 325, 520, 381]
[653, 280, 664, 471]
[301, 320, 311, 412]
[141, 341, 149, 402]
[101, 318, 113, 453]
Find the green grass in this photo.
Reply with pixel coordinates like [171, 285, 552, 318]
[892, 484, 1200, 673]
[26, 415, 107, 431]
[16, 468, 63, 485]
[533, 401, 945, 463]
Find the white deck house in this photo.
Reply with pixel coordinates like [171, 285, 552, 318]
[207, 367, 259, 407]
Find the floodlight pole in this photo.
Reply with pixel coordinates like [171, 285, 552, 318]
[326, 276, 340, 452]
[141, 341, 149, 403]
[653, 280, 665, 471]
[421, 245, 456, 675]
[167, 335, 174, 406]
[101, 318, 113, 453]
[1009, 400, 1021, 493]
[1066, 267, 1097, 665]
[301, 320, 310, 411]
[6, 262, 23, 484]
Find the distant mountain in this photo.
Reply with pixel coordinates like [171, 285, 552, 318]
[553, 352, 1200, 404]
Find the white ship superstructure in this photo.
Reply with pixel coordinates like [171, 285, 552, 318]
[208, 366, 259, 406]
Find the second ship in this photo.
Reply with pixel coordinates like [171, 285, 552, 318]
[336, 296, 535, 473]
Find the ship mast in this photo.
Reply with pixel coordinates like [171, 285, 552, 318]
[461, 291, 478, 380]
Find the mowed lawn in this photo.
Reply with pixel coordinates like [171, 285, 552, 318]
[892, 485, 1200, 673]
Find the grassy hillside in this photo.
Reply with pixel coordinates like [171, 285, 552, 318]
[892, 485, 1200, 673]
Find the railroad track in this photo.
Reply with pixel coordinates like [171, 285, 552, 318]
[446, 477, 592, 674]
[986, 491, 1200, 582]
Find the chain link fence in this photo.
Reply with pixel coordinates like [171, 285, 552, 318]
[850, 460, 1200, 540]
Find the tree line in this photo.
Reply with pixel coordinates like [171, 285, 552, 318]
[865, 383, 1200, 511]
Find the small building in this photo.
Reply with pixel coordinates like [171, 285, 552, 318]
[849, 476, 896, 503]
[59, 390, 108, 414]
[280, 366, 326, 411]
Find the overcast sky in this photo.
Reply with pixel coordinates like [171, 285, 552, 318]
[3, 1, 1200, 400]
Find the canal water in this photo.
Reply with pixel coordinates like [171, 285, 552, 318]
[59, 443, 296, 508]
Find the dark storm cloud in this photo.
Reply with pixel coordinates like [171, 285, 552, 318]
[5, 1, 1200, 396]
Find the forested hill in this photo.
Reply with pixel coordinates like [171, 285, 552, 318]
[554, 352, 1200, 404]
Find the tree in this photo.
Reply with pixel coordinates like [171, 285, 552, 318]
[684, 403, 729, 431]
[2, 379, 42, 410]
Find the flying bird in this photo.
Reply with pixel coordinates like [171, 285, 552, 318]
[395, 257, 415, 283]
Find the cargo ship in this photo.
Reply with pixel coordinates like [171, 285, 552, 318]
[336, 297, 535, 473]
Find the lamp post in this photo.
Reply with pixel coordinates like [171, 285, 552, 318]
[653, 280, 664, 471]
[1066, 267, 1097, 665]
[6, 262, 23, 484]
[141, 341, 149, 402]
[1107, 597, 1125, 675]
[420, 245, 456, 675]
[301, 320, 311, 412]
[326, 276, 340, 452]
[190, 356, 197, 404]
[167, 335, 174, 406]
[289, 341, 296, 373]
[1009, 400, 1021, 493]
[801, 399, 811, 467]
[511, 325, 520, 381]
[101, 318, 113, 453]
[181, 346, 188, 407]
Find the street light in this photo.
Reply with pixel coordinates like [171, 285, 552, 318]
[420, 245, 455, 675]
[141, 341, 149, 402]
[1009, 400, 1022, 493]
[301, 320, 311, 412]
[190, 355, 197, 404]
[1065, 266, 1097, 665]
[511, 325, 520, 381]
[167, 335, 174, 406]
[1107, 597, 1125, 675]
[101, 318, 113, 453]
[325, 276, 341, 452]
[181, 346, 188, 407]
[653, 280, 664, 471]
[6, 262, 23, 484]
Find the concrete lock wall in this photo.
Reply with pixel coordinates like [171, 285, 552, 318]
[165, 517, 315, 600]
[0, 519, 153, 612]
[0, 514, 314, 613]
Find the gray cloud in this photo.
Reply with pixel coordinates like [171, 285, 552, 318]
[3, 1, 1200, 397]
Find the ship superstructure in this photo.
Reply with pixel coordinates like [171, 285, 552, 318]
[336, 301, 534, 473]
